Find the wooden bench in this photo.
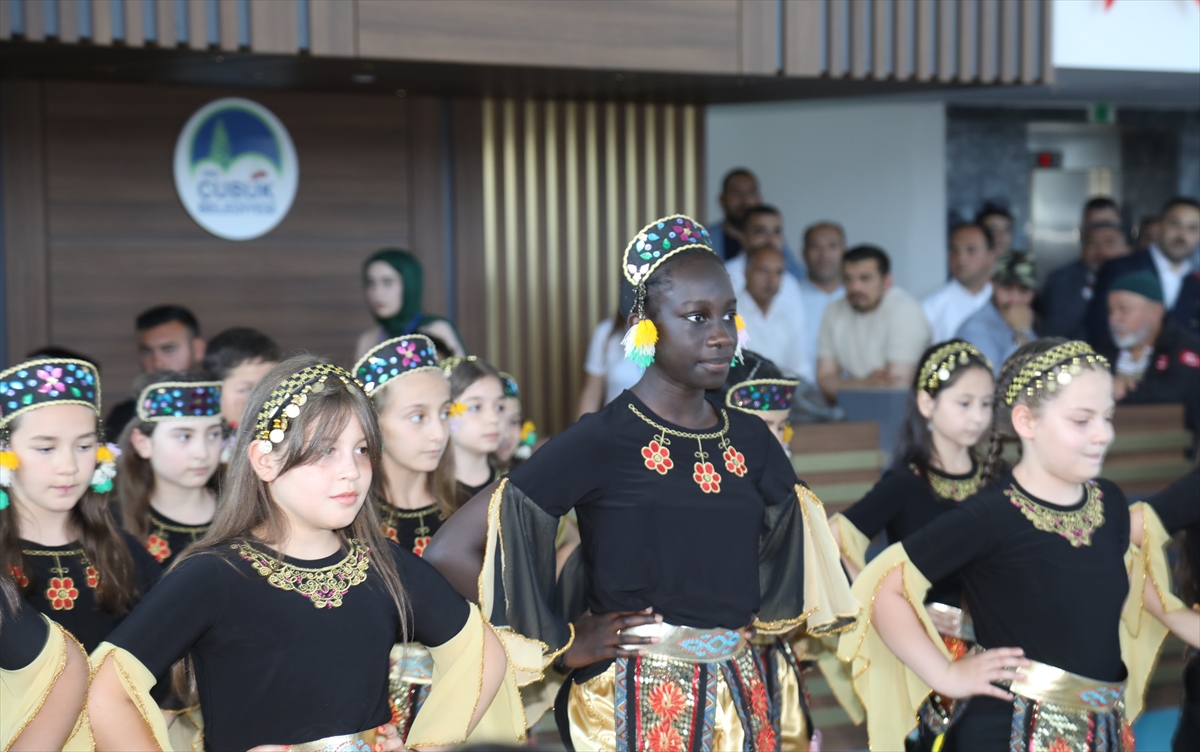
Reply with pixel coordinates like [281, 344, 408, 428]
[789, 422, 884, 514]
[1103, 403, 1193, 498]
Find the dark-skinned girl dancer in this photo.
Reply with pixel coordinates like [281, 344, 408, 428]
[426, 215, 857, 751]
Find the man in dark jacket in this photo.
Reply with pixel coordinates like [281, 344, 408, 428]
[1041, 221, 1129, 339]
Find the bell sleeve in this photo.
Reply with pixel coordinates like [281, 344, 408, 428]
[1, 613, 88, 751]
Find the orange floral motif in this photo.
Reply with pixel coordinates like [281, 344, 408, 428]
[1122, 722, 1137, 751]
[382, 525, 399, 544]
[642, 440, 673, 474]
[412, 537, 431, 557]
[146, 534, 171, 564]
[1047, 739, 1072, 752]
[647, 722, 684, 752]
[693, 462, 721, 493]
[941, 634, 968, 660]
[85, 566, 100, 589]
[46, 577, 78, 610]
[747, 677, 770, 719]
[755, 726, 777, 752]
[9, 565, 28, 587]
[648, 682, 687, 723]
[722, 445, 747, 477]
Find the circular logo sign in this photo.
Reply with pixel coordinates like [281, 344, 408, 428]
[173, 98, 299, 240]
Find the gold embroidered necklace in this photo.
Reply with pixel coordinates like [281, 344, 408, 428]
[234, 539, 371, 609]
[919, 463, 985, 502]
[1005, 481, 1105, 547]
[629, 403, 745, 494]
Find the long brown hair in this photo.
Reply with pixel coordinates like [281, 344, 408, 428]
[372, 379, 459, 518]
[0, 413, 139, 614]
[118, 371, 224, 540]
[172, 355, 410, 635]
[983, 338, 1111, 484]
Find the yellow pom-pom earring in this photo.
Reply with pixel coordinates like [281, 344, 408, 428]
[0, 449, 18, 510]
[621, 284, 659, 368]
[733, 314, 750, 364]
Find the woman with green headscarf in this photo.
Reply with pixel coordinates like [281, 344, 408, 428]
[354, 249, 467, 361]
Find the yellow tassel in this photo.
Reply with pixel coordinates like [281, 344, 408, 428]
[0, 451, 17, 470]
[622, 319, 658, 367]
[448, 402, 466, 418]
[96, 445, 115, 463]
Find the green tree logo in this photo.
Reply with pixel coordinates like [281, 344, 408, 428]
[209, 119, 233, 171]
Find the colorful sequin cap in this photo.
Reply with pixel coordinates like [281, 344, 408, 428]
[253, 363, 358, 454]
[917, 341, 992, 396]
[136, 381, 222, 422]
[622, 214, 714, 290]
[721, 351, 797, 412]
[0, 359, 100, 427]
[1005, 341, 1109, 406]
[352, 335, 440, 397]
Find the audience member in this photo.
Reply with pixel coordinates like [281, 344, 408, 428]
[1135, 215, 1162, 253]
[1105, 270, 1200, 437]
[105, 305, 206, 440]
[922, 223, 998, 342]
[797, 222, 846, 380]
[737, 244, 808, 379]
[816, 245, 931, 403]
[955, 253, 1038, 375]
[710, 172, 804, 278]
[26, 346, 100, 370]
[1082, 196, 1122, 229]
[201, 327, 283, 428]
[975, 203, 1016, 256]
[726, 205, 805, 292]
[1088, 196, 1200, 347]
[1040, 221, 1130, 339]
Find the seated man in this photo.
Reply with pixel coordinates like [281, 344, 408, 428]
[922, 222, 997, 342]
[1105, 270, 1200, 438]
[956, 253, 1038, 375]
[816, 245, 931, 403]
[201, 327, 283, 428]
[1040, 221, 1130, 340]
[736, 244, 807, 380]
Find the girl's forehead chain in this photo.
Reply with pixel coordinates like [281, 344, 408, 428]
[253, 364, 359, 455]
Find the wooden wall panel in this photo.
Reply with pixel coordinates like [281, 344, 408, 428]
[356, 0, 741, 75]
[1, 82, 49, 364]
[38, 82, 417, 405]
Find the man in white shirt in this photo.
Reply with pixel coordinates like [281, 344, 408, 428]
[796, 222, 846, 379]
[817, 245, 932, 403]
[922, 223, 998, 342]
[737, 244, 808, 380]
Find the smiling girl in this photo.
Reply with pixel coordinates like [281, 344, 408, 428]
[426, 215, 857, 751]
[118, 373, 224, 567]
[442, 357, 507, 507]
[838, 339, 1200, 751]
[86, 356, 525, 752]
[0, 357, 161, 659]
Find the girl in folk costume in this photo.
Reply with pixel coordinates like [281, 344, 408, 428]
[118, 372, 225, 567]
[86, 356, 526, 752]
[714, 351, 819, 752]
[829, 340, 994, 750]
[838, 339, 1200, 751]
[0, 357, 161, 659]
[426, 215, 858, 752]
[442, 356, 508, 507]
[493, 372, 538, 472]
[1, 574, 89, 751]
[352, 334, 458, 741]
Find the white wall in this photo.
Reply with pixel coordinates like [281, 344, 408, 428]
[706, 99, 948, 298]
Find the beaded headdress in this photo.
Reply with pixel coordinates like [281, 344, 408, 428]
[721, 351, 797, 413]
[136, 381, 222, 422]
[1004, 341, 1110, 406]
[917, 341, 992, 396]
[0, 358, 100, 427]
[620, 214, 748, 367]
[499, 372, 520, 400]
[253, 363, 359, 454]
[352, 335, 440, 397]
[0, 358, 114, 505]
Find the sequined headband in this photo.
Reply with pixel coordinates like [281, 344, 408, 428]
[726, 378, 797, 412]
[499, 372, 519, 400]
[917, 342, 992, 395]
[136, 381, 222, 422]
[253, 364, 358, 454]
[438, 355, 480, 374]
[1004, 341, 1110, 406]
[0, 358, 101, 427]
[352, 335, 441, 397]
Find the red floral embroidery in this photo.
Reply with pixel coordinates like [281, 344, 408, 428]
[389, 699, 403, 727]
[382, 525, 399, 543]
[747, 676, 770, 719]
[648, 682, 686, 723]
[693, 462, 721, 493]
[642, 441, 673, 474]
[46, 577, 79, 610]
[1121, 721, 1137, 751]
[722, 445, 747, 477]
[145, 534, 172, 563]
[647, 722, 684, 752]
[754, 725, 777, 752]
[941, 635, 968, 660]
[85, 566, 100, 589]
[412, 537, 431, 557]
[9, 565, 28, 587]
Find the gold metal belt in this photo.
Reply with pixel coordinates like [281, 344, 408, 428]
[288, 730, 379, 752]
[619, 622, 748, 663]
[1004, 659, 1124, 712]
